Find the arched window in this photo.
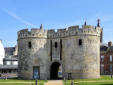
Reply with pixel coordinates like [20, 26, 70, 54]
[28, 41, 32, 48]
[54, 42, 58, 48]
[78, 39, 82, 46]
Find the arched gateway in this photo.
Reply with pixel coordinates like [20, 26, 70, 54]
[50, 62, 62, 79]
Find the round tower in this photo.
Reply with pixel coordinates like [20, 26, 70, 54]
[18, 27, 49, 79]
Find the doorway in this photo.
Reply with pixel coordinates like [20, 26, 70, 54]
[33, 66, 40, 79]
[50, 62, 62, 79]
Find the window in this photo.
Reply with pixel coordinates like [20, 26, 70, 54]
[101, 55, 104, 62]
[110, 64, 112, 72]
[28, 41, 32, 48]
[101, 64, 104, 74]
[78, 39, 82, 46]
[54, 42, 58, 48]
[6, 61, 11, 65]
[101, 55, 104, 59]
[13, 61, 18, 65]
[110, 55, 112, 62]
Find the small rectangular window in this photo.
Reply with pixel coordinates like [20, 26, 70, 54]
[78, 39, 82, 46]
[54, 42, 58, 48]
[28, 41, 32, 48]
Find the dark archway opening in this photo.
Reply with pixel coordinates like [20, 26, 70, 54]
[50, 62, 62, 79]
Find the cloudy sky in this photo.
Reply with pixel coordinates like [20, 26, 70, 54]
[0, 0, 113, 47]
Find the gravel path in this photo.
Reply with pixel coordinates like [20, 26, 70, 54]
[44, 80, 63, 85]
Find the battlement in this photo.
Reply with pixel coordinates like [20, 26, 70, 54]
[47, 25, 101, 38]
[18, 28, 47, 39]
[18, 24, 102, 39]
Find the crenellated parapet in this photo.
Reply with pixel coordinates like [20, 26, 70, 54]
[18, 28, 47, 39]
[18, 24, 102, 39]
[47, 25, 101, 38]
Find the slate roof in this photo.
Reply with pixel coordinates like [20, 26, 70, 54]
[100, 43, 113, 53]
[100, 45, 108, 52]
[5, 47, 15, 56]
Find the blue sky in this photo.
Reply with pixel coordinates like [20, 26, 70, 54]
[0, 0, 113, 47]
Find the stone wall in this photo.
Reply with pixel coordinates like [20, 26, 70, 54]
[63, 36, 100, 79]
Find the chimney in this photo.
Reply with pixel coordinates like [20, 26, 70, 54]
[108, 41, 112, 47]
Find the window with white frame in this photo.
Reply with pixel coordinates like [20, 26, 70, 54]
[13, 61, 18, 65]
[6, 61, 11, 65]
[101, 64, 104, 74]
[110, 55, 112, 62]
[101, 55, 104, 62]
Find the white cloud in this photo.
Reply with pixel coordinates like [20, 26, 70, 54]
[2, 9, 37, 27]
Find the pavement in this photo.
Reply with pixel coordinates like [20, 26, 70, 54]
[44, 80, 63, 85]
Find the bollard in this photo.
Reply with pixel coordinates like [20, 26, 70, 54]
[71, 81, 74, 85]
[111, 74, 112, 78]
[35, 79, 38, 85]
[64, 77, 66, 84]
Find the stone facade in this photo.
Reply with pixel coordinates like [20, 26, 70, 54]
[18, 21, 102, 80]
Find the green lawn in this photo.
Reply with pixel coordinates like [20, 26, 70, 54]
[66, 75, 113, 82]
[0, 83, 44, 85]
[64, 75, 113, 85]
[0, 78, 47, 82]
[0, 75, 113, 85]
[65, 82, 113, 85]
[79, 82, 113, 85]
[0, 78, 46, 85]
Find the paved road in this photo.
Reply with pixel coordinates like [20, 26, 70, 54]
[44, 80, 63, 85]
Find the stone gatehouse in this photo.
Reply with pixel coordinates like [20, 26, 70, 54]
[18, 20, 102, 80]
